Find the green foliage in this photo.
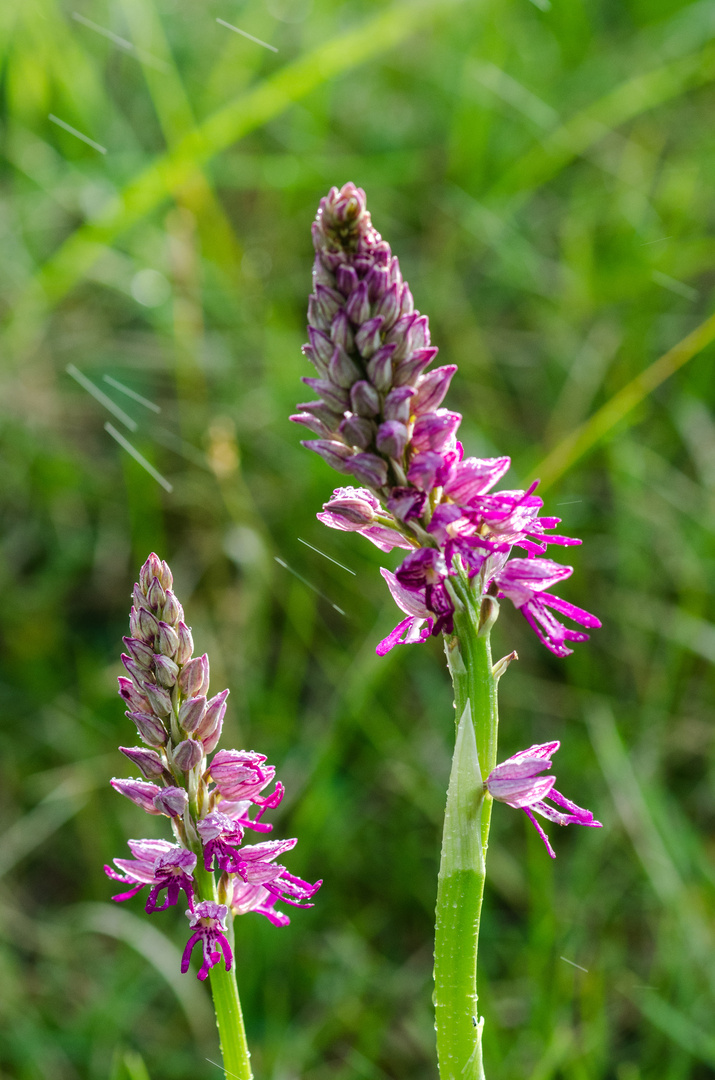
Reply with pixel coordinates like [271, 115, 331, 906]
[1, 0, 715, 1076]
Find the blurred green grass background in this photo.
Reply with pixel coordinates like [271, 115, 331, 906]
[2, 0, 715, 1076]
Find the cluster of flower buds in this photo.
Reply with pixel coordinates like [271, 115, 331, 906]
[485, 741, 601, 857]
[293, 184, 600, 658]
[106, 555, 321, 980]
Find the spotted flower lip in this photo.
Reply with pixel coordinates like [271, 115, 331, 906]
[181, 901, 233, 982]
[486, 741, 602, 858]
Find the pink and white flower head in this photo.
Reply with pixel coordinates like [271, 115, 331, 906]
[486, 741, 602, 858]
[106, 554, 320, 980]
[181, 901, 233, 982]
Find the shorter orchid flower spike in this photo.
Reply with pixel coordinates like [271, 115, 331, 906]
[485, 741, 601, 858]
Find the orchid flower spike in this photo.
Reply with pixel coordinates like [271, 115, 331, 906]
[106, 554, 321, 979]
[485, 741, 602, 858]
[294, 184, 600, 658]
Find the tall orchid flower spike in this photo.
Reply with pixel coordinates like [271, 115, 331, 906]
[293, 185, 602, 1080]
[105, 554, 321, 1080]
[486, 741, 602, 858]
[292, 182, 600, 659]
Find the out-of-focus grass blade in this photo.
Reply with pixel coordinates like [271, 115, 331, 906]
[586, 703, 715, 995]
[485, 45, 715, 205]
[616, 590, 715, 665]
[624, 987, 715, 1068]
[7, 0, 466, 345]
[532, 311, 715, 489]
[0, 777, 90, 880]
[72, 902, 215, 1048]
[110, 1047, 153, 1080]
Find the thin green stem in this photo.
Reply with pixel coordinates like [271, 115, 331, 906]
[194, 866, 253, 1080]
[434, 581, 499, 1080]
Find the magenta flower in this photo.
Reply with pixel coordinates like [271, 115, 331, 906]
[233, 839, 322, 917]
[181, 901, 233, 982]
[486, 741, 602, 858]
[376, 568, 434, 656]
[104, 839, 196, 910]
[293, 184, 600, 660]
[197, 811, 245, 873]
[492, 559, 602, 658]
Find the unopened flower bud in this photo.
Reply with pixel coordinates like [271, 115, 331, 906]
[385, 313, 417, 361]
[321, 487, 378, 526]
[376, 421, 408, 460]
[376, 281, 400, 325]
[176, 622, 194, 665]
[173, 739, 203, 772]
[137, 606, 159, 642]
[393, 346, 439, 387]
[399, 283, 414, 315]
[195, 688, 229, 742]
[315, 283, 342, 322]
[162, 590, 183, 625]
[143, 682, 173, 718]
[308, 327, 335, 369]
[412, 365, 458, 415]
[350, 380, 380, 417]
[330, 309, 354, 351]
[121, 654, 147, 689]
[120, 746, 166, 779]
[139, 554, 164, 593]
[302, 377, 349, 413]
[156, 621, 179, 658]
[367, 345, 394, 391]
[336, 264, 358, 295]
[179, 694, 207, 733]
[292, 411, 331, 438]
[117, 676, 150, 713]
[123, 636, 154, 669]
[366, 264, 389, 302]
[383, 386, 415, 423]
[328, 345, 361, 389]
[178, 655, 209, 698]
[154, 654, 179, 688]
[346, 281, 370, 324]
[126, 710, 167, 746]
[146, 576, 167, 613]
[347, 453, 388, 488]
[340, 415, 375, 450]
[153, 786, 189, 818]
[303, 440, 354, 472]
[111, 777, 162, 814]
[355, 316, 384, 359]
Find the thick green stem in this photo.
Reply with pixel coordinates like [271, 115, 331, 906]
[194, 866, 253, 1080]
[434, 584, 499, 1080]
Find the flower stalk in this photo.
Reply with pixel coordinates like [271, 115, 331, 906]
[435, 579, 498, 1079]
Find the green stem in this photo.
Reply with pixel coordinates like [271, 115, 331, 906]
[434, 583, 499, 1080]
[194, 866, 253, 1080]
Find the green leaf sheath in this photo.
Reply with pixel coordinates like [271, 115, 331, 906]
[434, 590, 499, 1080]
[194, 866, 253, 1080]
